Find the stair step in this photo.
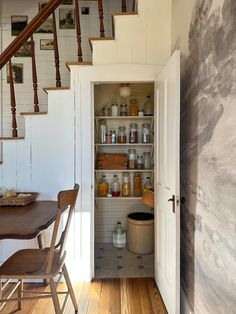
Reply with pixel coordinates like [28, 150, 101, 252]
[0, 137, 25, 141]
[66, 61, 92, 71]
[20, 112, 48, 116]
[43, 87, 70, 94]
[112, 12, 138, 37]
[88, 37, 114, 52]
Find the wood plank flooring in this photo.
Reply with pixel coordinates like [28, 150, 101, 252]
[1, 278, 167, 314]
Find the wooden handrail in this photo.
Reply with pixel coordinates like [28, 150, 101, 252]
[0, 0, 63, 70]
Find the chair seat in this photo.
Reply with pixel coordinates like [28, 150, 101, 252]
[0, 249, 61, 279]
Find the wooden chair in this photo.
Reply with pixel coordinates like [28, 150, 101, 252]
[0, 184, 80, 314]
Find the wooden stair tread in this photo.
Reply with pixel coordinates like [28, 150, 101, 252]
[0, 137, 25, 140]
[88, 37, 114, 51]
[43, 86, 70, 94]
[20, 112, 48, 116]
[65, 61, 92, 71]
[112, 12, 138, 16]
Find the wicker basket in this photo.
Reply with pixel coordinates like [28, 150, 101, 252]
[0, 192, 38, 206]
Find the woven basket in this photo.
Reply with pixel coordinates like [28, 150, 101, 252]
[0, 192, 38, 206]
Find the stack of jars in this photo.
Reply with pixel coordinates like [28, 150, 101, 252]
[128, 149, 152, 170]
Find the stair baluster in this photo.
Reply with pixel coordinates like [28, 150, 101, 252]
[122, 0, 127, 12]
[52, 11, 61, 87]
[8, 60, 18, 137]
[31, 36, 39, 112]
[98, 0, 105, 38]
[75, 0, 83, 62]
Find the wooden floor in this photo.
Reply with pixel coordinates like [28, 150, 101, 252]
[1, 278, 167, 314]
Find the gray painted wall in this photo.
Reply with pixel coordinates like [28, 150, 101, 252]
[173, 0, 236, 313]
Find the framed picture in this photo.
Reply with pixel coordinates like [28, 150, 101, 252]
[14, 42, 32, 57]
[59, 9, 75, 29]
[36, 1, 53, 33]
[7, 64, 23, 84]
[81, 7, 90, 15]
[40, 39, 54, 50]
[61, 0, 73, 4]
[11, 16, 28, 36]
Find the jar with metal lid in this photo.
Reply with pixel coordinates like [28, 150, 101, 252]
[137, 155, 144, 169]
[98, 175, 109, 197]
[100, 120, 107, 144]
[117, 127, 127, 143]
[143, 152, 152, 169]
[129, 123, 138, 143]
[134, 173, 142, 197]
[143, 96, 153, 116]
[129, 99, 138, 116]
[111, 175, 120, 197]
[128, 149, 136, 169]
[142, 123, 151, 143]
[120, 104, 128, 116]
[112, 104, 119, 116]
[122, 173, 131, 196]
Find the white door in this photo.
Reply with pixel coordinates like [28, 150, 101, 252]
[154, 50, 180, 314]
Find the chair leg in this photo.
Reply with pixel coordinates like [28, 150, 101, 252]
[49, 278, 62, 314]
[18, 279, 23, 310]
[62, 264, 78, 312]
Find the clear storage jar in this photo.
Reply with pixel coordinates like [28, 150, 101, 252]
[143, 152, 152, 169]
[120, 104, 128, 116]
[117, 127, 127, 143]
[143, 96, 153, 116]
[134, 173, 142, 197]
[142, 123, 151, 143]
[129, 99, 138, 116]
[122, 173, 131, 196]
[128, 149, 136, 169]
[112, 104, 119, 116]
[100, 120, 107, 144]
[98, 175, 109, 197]
[129, 123, 138, 144]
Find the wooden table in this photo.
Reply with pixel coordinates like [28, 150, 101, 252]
[0, 201, 57, 241]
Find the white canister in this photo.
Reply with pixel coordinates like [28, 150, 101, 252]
[111, 104, 119, 116]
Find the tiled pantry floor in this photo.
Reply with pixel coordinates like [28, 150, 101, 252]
[95, 243, 154, 278]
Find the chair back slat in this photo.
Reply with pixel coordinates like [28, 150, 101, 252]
[45, 184, 79, 274]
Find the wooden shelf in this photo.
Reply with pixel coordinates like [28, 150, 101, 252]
[95, 143, 154, 147]
[95, 196, 142, 200]
[95, 116, 154, 120]
[0, 137, 25, 141]
[95, 169, 153, 173]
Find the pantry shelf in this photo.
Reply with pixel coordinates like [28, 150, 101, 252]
[95, 143, 154, 147]
[95, 116, 154, 120]
[95, 169, 154, 173]
[95, 196, 143, 200]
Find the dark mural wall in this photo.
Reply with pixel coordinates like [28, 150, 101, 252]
[173, 0, 236, 313]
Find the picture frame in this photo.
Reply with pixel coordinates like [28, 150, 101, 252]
[36, 1, 53, 33]
[61, 0, 73, 4]
[14, 42, 32, 57]
[7, 63, 24, 84]
[59, 9, 75, 29]
[81, 7, 90, 15]
[40, 39, 54, 50]
[11, 16, 28, 36]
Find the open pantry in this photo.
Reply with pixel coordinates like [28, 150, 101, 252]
[93, 83, 155, 278]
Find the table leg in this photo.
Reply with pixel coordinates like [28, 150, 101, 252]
[37, 233, 48, 286]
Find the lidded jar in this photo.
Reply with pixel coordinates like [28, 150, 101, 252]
[134, 173, 142, 197]
[118, 126, 127, 143]
[100, 120, 107, 144]
[142, 123, 151, 143]
[111, 175, 120, 197]
[128, 149, 136, 169]
[143, 152, 152, 169]
[129, 123, 138, 144]
[120, 104, 128, 116]
[143, 96, 153, 116]
[122, 173, 131, 196]
[98, 175, 109, 197]
[129, 99, 138, 116]
[112, 104, 119, 116]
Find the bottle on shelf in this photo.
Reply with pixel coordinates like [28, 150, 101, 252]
[129, 123, 138, 143]
[100, 120, 107, 144]
[120, 104, 128, 116]
[113, 222, 126, 248]
[106, 130, 112, 144]
[137, 155, 144, 169]
[142, 123, 151, 143]
[143, 152, 152, 169]
[143, 176, 153, 193]
[111, 130, 117, 144]
[111, 175, 120, 197]
[98, 175, 109, 197]
[112, 104, 119, 116]
[129, 99, 138, 116]
[143, 96, 153, 116]
[122, 173, 131, 196]
[128, 149, 136, 169]
[134, 173, 142, 197]
[117, 126, 127, 143]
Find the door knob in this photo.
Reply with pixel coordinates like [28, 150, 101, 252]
[168, 195, 175, 213]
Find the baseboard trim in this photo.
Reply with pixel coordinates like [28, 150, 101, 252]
[181, 286, 194, 314]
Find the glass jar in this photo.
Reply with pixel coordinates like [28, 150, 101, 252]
[122, 173, 131, 196]
[143, 96, 153, 116]
[111, 130, 117, 144]
[113, 222, 126, 248]
[138, 108, 144, 116]
[112, 104, 119, 116]
[117, 127, 127, 143]
[143, 152, 152, 169]
[111, 175, 120, 197]
[102, 106, 111, 116]
[129, 99, 138, 116]
[100, 120, 107, 144]
[128, 149, 136, 169]
[134, 173, 142, 197]
[142, 123, 151, 143]
[144, 176, 153, 192]
[137, 155, 144, 169]
[106, 130, 112, 144]
[98, 175, 109, 197]
[129, 123, 138, 143]
[120, 104, 128, 116]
